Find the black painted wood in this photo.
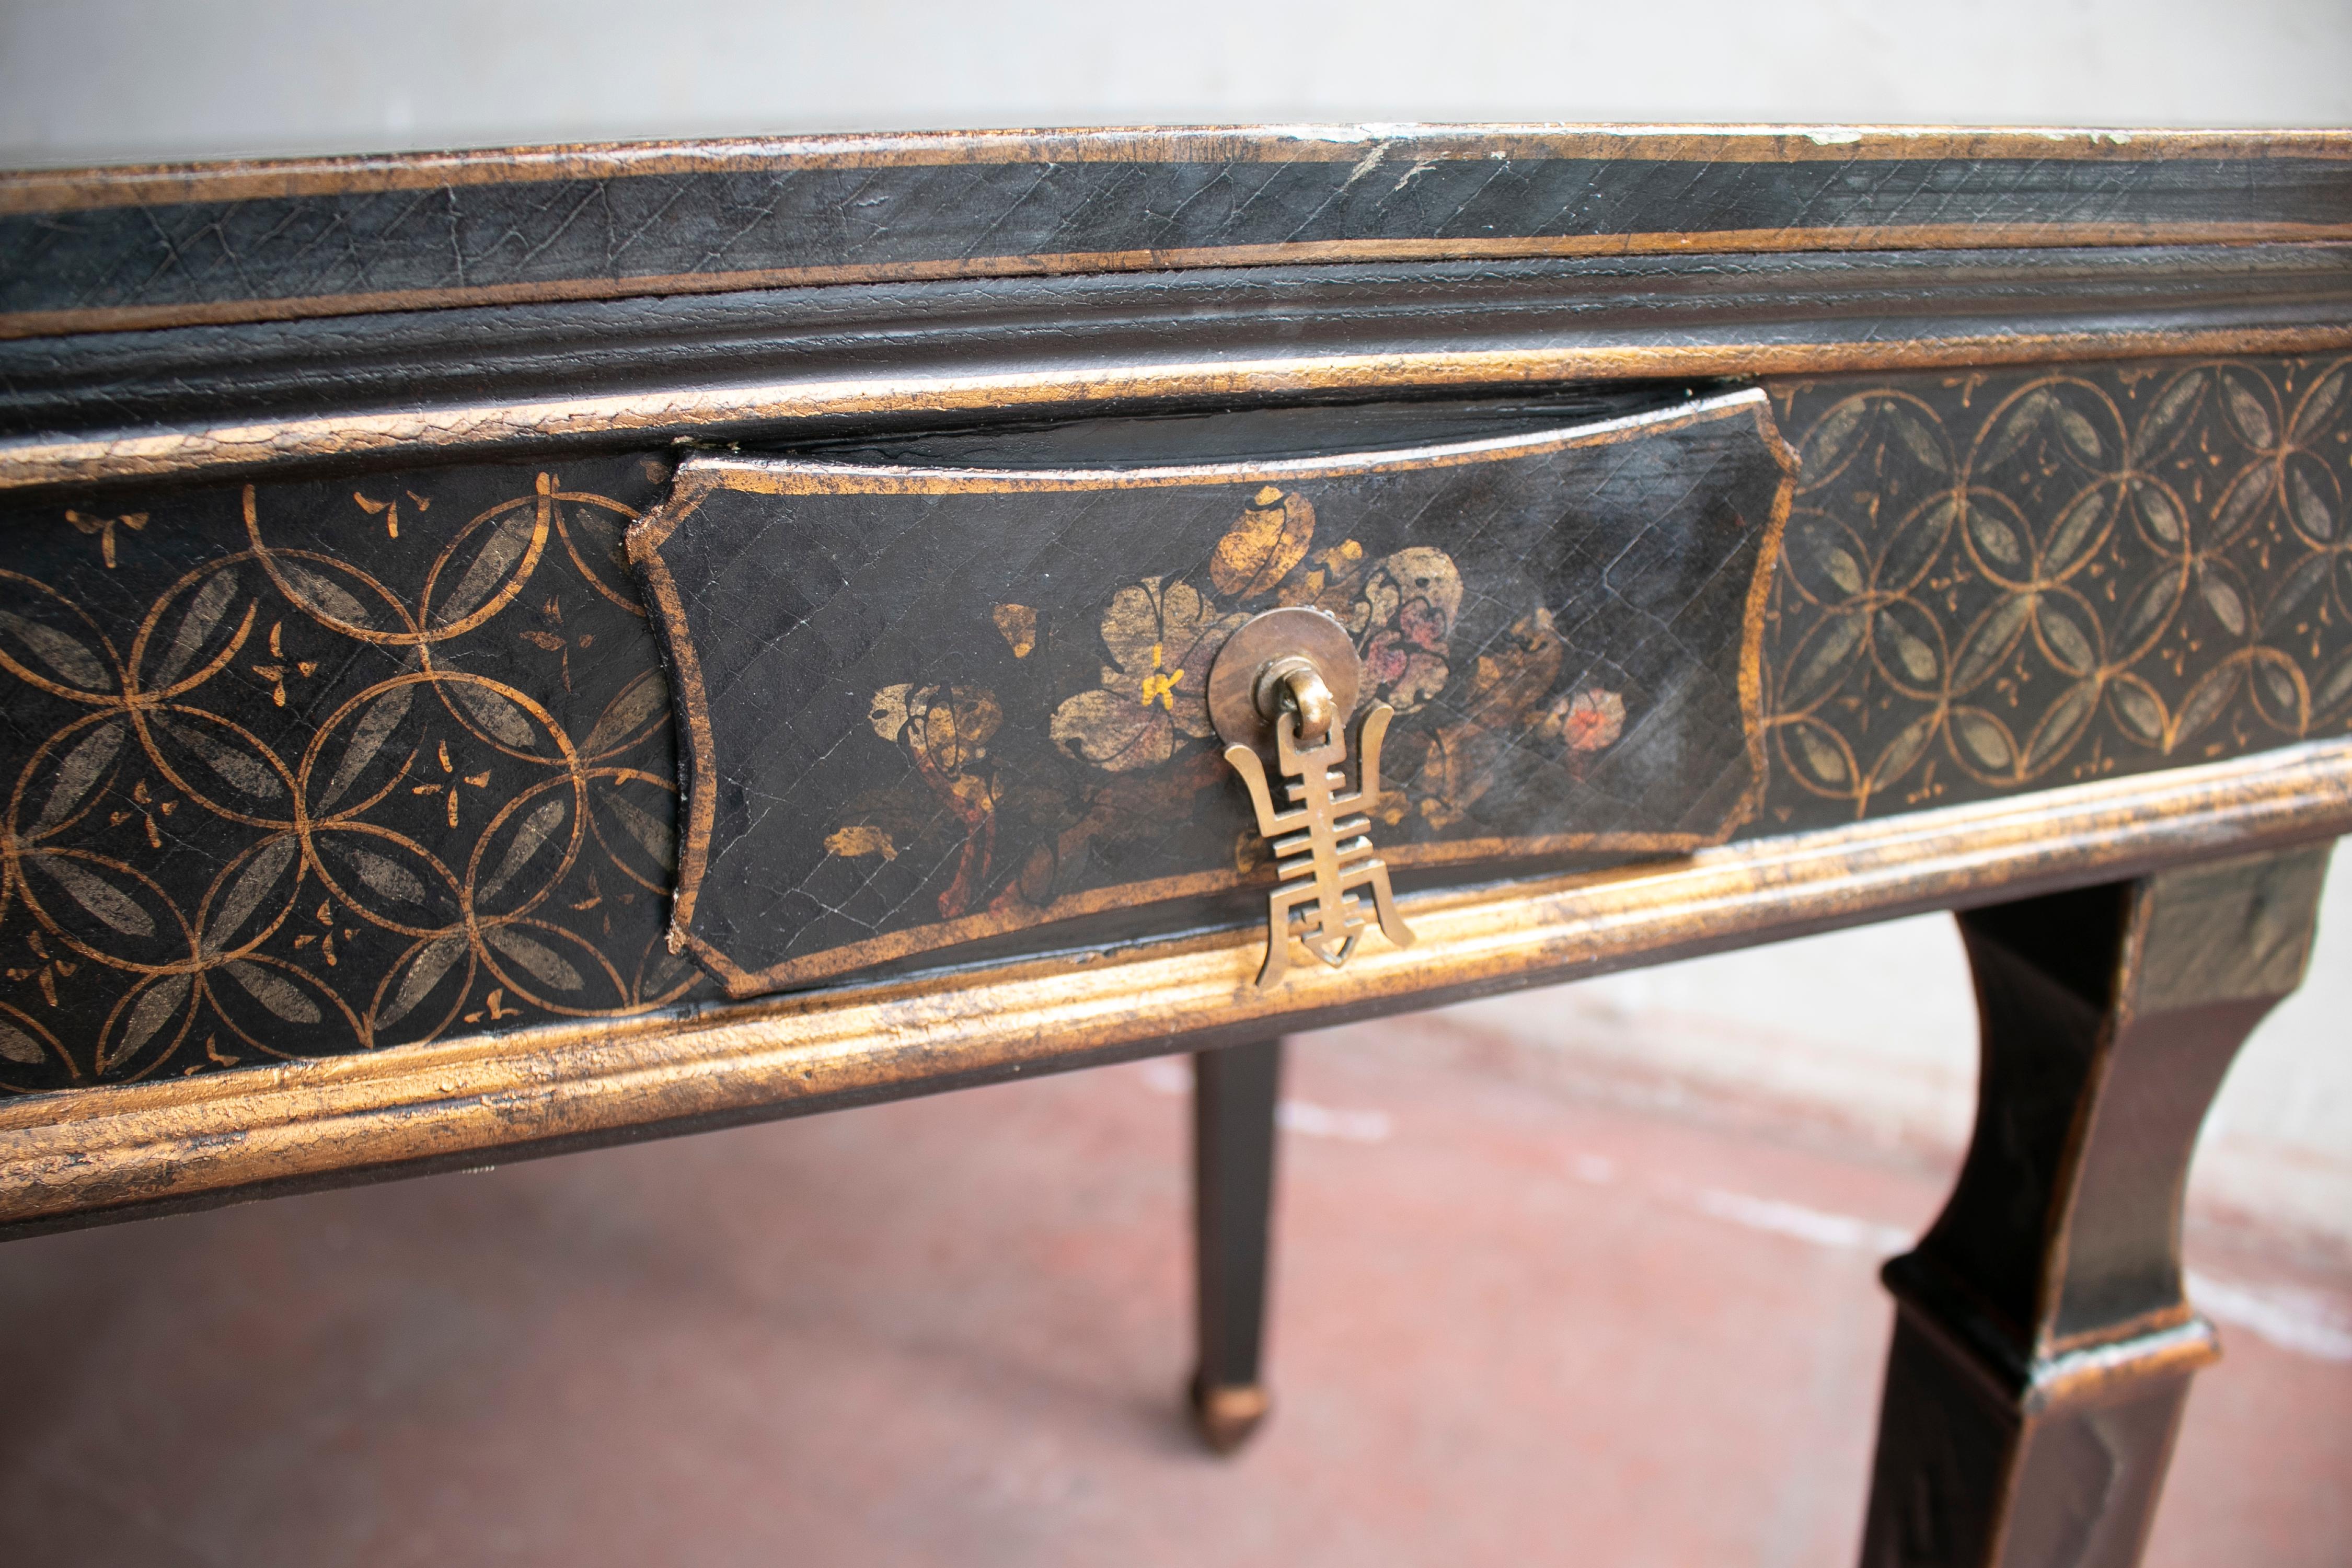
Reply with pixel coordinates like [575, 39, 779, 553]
[6, 244, 2347, 484]
[1860, 844, 2332, 1568]
[8, 136, 2346, 335]
[1191, 1035, 1284, 1454]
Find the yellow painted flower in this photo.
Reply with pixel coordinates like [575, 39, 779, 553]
[1051, 577, 1244, 772]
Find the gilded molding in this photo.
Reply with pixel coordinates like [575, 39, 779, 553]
[11, 328, 2352, 493]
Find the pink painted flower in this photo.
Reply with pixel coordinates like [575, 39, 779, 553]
[1549, 688, 1625, 754]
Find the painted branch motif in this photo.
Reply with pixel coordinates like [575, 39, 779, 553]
[828, 488, 1484, 936]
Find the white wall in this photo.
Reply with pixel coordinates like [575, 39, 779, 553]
[5, 0, 2348, 1243]
[5, 0, 2351, 165]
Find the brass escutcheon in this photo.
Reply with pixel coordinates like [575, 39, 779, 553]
[1207, 608, 1414, 990]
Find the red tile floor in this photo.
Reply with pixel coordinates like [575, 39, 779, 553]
[2, 1020, 2346, 1566]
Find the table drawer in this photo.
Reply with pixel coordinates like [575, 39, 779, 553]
[633, 389, 1793, 996]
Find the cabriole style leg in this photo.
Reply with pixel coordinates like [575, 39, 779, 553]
[1860, 844, 2333, 1568]
[1190, 1036, 1284, 1454]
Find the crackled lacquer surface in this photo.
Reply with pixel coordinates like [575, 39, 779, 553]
[2, 356, 2349, 1090]
[0, 455, 704, 1093]
[632, 396, 1791, 995]
[7, 132, 2344, 334]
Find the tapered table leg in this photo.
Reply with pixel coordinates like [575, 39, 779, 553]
[1859, 844, 2333, 1568]
[1190, 1035, 1284, 1454]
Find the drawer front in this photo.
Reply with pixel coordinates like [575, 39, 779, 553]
[632, 393, 1793, 995]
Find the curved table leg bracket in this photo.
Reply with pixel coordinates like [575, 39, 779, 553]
[1861, 843, 2333, 1568]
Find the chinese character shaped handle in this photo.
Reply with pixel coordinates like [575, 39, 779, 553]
[1207, 608, 1414, 990]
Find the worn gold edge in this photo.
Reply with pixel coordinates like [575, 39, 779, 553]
[2025, 1320, 2221, 1411]
[13, 325, 2352, 493]
[2, 739, 2348, 1225]
[6, 224, 2346, 342]
[1886, 1263, 2220, 1411]
[619, 471, 720, 959]
[8, 125, 2349, 213]
[1733, 407, 1801, 837]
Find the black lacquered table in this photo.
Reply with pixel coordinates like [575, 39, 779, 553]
[3, 125, 2348, 1566]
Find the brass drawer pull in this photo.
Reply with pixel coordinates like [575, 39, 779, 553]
[1208, 608, 1414, 989]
